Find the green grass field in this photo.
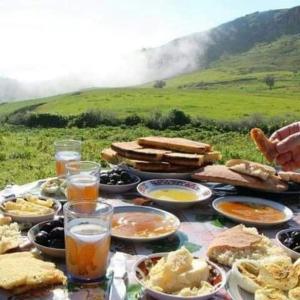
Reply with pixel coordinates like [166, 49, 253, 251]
[0, 125, 268, 189]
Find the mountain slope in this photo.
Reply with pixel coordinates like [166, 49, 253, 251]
[143, 5, 300, 76]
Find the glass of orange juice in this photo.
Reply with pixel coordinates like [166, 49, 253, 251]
[65, 161, 100, 203]
[64, 201, 113, 283]
[54, 139, 81, 177]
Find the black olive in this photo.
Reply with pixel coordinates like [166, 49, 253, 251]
[40, 222, 54, 233]
[111, 174, 120, 181]
[293, 245, 300, 253]
[50, 238, 65, 249]
[109, 179, 117, 185]
[100, 174, 109, 184]
[49, 227, 64, 239]
[114, 168, 123, 175]
[279, 233, 289, 242]
[120, 172, 131, 182]
[35, 231, 49, 246]
[106, 181, 113, 185]
[117, 180, 125, 185]
[291, 231, 300, 241]
[50, 220, 62, 228]
[54, 216, 64, 227]
[283, 237, 294, 248]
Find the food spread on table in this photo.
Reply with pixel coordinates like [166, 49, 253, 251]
[1, 131, 300, 299]
[140, 247, 222, 297]
[101, 136, 222, 173]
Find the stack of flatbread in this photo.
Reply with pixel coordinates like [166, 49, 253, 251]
[193, 159, 288, 192]
[101, 136, 221, 173]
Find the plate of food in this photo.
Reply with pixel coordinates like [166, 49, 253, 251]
[101, 136, 222, 180]
[137, 179, 212, 208]
[212, 196, 293, 226]
[226, 255, 300, 300]
[0, 194, 61, 224]
[99, 167, 141, 193]
[28, 217, 65, 258]
[40, 177, 67, 202]
[134, 247, 226, 300]
[111, 205, 180, 242]
[276, 228, 300, 260]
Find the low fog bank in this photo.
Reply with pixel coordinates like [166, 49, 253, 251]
[0, 32, 211, 102]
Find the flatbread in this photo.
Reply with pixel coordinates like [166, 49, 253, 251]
[163, 152, 204, 167]
[250, 128, 278, 162]
[0, 252, 66, 294]
[226, 159, 276, 181]
[138, 136, 211, 154]
[192, 165, 288, 192]
[278, 171, 300, 184]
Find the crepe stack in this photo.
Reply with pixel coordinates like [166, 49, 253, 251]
[193, 159, 288, 193]
[101, 136, 221, 173]
[0, 252, 66, 294]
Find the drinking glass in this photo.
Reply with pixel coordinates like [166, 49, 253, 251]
[66, 161, 100, 203]
[64, 201, 113, 283]
[54, 139, 81, 177]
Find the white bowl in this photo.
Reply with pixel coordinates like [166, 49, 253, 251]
[134, 253, 226, 300]
[28, 220, 65, 258]
[276, 228, 300, 260]
[137, 179, 212, 209]
[99, 175, 141, 193]
[1, 197, 61, 224]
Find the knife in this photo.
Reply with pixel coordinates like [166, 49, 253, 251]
[107, 253, 127, 300]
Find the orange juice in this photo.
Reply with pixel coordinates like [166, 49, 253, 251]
[67, 174, 99, 203]
[65, 222, 110, 280]
[55, 151, 80, 176]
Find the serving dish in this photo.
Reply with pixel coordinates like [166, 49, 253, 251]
[0, 196, 61, 224]
[137, 179, 212, 208]
[134, 252, 226, 300]
[276, 228, 300, 260]
[226, 270, 253, 300]
[111, 205, 180, 242]
[28, 219, 65, 258]
[99, 175, 141, 193]
[212, 196, 293, 226]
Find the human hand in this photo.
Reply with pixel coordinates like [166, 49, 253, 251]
[270, 122, 300, 171]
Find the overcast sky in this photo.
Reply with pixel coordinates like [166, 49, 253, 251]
[0, 0, 299, 82]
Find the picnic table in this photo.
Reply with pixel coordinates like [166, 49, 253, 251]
[1, 179, 300, 300]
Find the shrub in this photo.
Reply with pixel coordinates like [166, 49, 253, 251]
[124, 114, 142, 126]
[264, 75, 275, 89]
[153, 80, 166, 88]
[70, 110, 120, 127]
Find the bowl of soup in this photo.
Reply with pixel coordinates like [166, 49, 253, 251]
[137, 179, 212, 208]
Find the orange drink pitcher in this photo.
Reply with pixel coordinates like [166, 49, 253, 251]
[64, 201, 113, 283]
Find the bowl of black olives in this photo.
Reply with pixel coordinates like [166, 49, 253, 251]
[28, 216, 65, 258]
[276, 228, 300, 260]
[99, 168, 141, 193]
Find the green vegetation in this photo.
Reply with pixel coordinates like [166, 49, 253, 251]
[0, 125, 267, 189]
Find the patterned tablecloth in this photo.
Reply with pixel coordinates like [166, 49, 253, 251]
[1, 180, 300, 300]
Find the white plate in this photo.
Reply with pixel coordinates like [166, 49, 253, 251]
[0, 197, 62, 224]
[111, 205, 180, 242]
[137, 179, 212, 209]
[226, 270, 253, 300]
[213, 196, 293, 226]
[134, 253, 227, 300]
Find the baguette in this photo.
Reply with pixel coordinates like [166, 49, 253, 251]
[138, 136, 211, 154]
